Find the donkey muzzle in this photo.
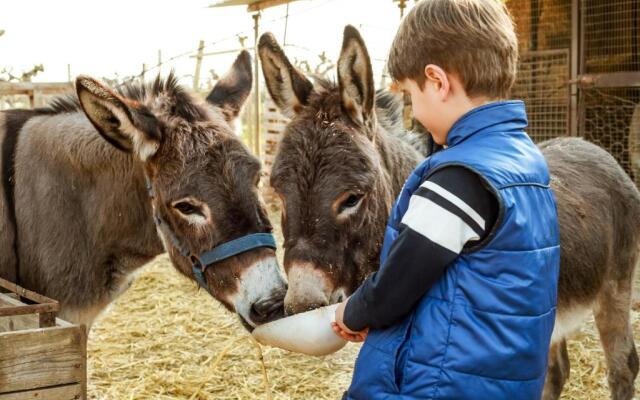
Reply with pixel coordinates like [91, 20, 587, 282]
[284, 262, 334, 315]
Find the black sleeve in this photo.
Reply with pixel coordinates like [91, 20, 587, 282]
[343, 166, 499, 331]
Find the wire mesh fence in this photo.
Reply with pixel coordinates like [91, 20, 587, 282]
[508, 0, 640, 185]
[511, 49, 570, 142]
[509, 0, 571, 53]
[580, 87, 640, 182]
[509, 0, 571, 142]
[583, 0, 640, 74]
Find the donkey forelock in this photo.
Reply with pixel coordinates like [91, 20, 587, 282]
[48, 73, 211, 123]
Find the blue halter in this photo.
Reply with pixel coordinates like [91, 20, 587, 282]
[144, 176, 277, 293]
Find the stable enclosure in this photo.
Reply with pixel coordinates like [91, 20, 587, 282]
[509, 0, 640, 182]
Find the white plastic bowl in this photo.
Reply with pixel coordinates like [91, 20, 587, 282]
[251, 304, 347, 356]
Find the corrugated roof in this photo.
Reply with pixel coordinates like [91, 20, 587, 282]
[209, 0, 299, 12]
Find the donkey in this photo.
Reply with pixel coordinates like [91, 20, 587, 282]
[0, 51, 286, 331]
[260, 26, 640, 400]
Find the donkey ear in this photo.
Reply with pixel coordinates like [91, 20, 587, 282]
[76, 76, 161, 161]
[258, 32, 313, 118]
[338, 25, 375, 127]
[206, 50, 253, 122]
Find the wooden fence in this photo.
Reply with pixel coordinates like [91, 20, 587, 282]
[0, 82, 72, 108]
[261, 97, 288, 210]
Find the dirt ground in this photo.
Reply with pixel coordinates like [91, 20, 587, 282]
[87, 214, 640, 399]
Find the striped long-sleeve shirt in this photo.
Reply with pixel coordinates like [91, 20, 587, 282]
[344, 166, 499, 331]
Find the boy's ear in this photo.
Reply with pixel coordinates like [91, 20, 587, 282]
[206, 50, 253, 122]
[258, 32, 313, 118]
[424, 64, 451, 98]
[76, 76, 161, 161]
[338, 25, 376, 128]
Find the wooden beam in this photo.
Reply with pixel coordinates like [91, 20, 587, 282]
[574, 71, 640, 88]
[0, 303, 59, 318]
[253, 12, 262, 157]
[193, 40, 205, 90]
[0, 82, 71, 97]
[569, 0, 579, 136]
[0, 277, 59, 307]
[247, 0, 295, 12]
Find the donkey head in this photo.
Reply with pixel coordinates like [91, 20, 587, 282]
[75, 51, 286, 329]
[260, 26, 395, 315]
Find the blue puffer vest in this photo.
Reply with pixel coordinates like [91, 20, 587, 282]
[345, 101, 560, 400]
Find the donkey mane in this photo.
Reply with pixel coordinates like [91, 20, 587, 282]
[374, 89, 430, 156]
[374, 89, 403, 133]
[45, 72, 209, 122]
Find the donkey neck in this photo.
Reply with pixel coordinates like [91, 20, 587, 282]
[17, 111, 164, 267]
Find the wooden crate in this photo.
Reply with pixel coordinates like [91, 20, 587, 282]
[0, 278, 86, 400]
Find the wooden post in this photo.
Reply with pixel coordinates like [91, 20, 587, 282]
[142, 63, 148, 81]
[253, 12, 262, 157]
[193, 40, 205, 91]
[33, 89, 44, 107]
[39, 311, 56, 328]
[157, 49, 162, 75]
[570, 0, 580, 137]
[395, 0, 407, 18]
[67, 64, 71, 83]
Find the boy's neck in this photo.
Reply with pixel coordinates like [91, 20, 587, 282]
[435, 95, 498, 145]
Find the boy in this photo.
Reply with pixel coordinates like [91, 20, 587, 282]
[332, 0, 560, 399]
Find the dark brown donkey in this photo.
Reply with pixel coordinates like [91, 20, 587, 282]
[0, 51, 286, 331]
[260, 26, 640, 400]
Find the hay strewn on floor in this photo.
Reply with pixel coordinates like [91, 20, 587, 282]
[88, 255, 360, 400]
[88, 256, 640, 399]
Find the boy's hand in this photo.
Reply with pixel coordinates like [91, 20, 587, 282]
[332, 299, 369, 342]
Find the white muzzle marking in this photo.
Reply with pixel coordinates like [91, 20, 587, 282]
[228, 255, 286, 328]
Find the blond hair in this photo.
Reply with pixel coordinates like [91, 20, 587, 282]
[388, 0, 518, 99]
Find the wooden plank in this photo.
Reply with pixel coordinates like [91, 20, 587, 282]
[0, 278, 60, 307]
[247, 0, 298, 12]
[0, 314, 39, 332]
[0, 82, 71, 96]
[0, 326, 84, 393]
[0, 293, 21, 307]
[0, 293, 74, 333]
[0, 303, 59, 317]
[0, 295, 39, 331]
[0, 384, 82, 400]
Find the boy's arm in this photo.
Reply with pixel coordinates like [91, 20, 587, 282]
[342, 166, 498, 332]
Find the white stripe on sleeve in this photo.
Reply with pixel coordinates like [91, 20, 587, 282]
[421, 181, 486, 230]
[400, 195, 480, 254]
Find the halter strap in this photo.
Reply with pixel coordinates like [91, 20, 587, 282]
[144, 175, 276, 293]
[198, 233, 276, 266]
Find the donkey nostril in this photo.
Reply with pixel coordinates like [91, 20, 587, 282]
[251, 298, 285, 324]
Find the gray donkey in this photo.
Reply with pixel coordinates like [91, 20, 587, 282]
[0, 51, 286, 331]
[259, 26, 640, 399]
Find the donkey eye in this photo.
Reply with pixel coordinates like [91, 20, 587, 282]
[173, 201, 202, 216]
[340, 194, 363, 212]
